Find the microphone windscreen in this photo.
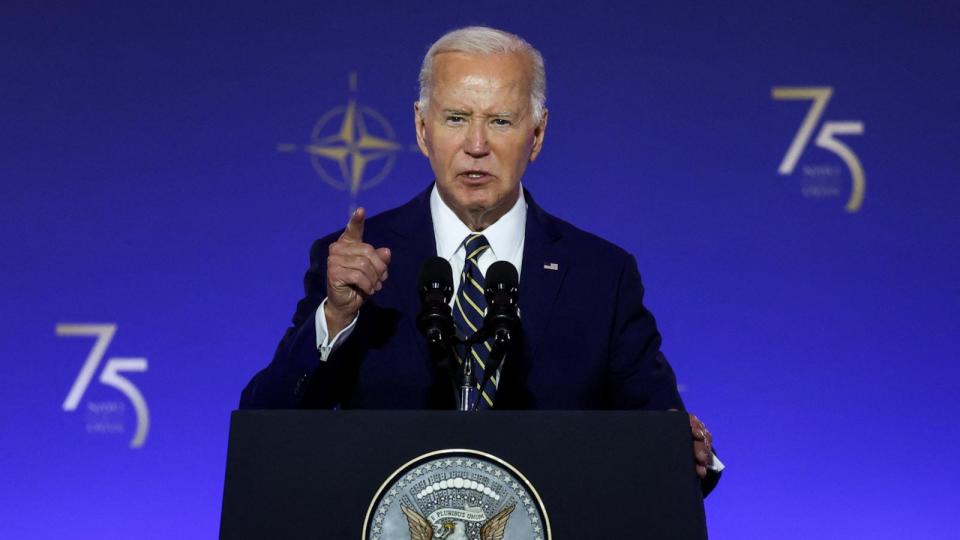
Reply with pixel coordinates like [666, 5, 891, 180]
[418, 256, 454, 294]
[485, 260, 519, 289]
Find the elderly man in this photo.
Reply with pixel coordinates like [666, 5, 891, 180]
[241, 26, 720, 489]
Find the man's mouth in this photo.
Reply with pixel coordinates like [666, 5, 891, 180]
[459, 170, 493, 181]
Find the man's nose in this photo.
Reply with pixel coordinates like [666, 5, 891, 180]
[462, 120, 490, 157]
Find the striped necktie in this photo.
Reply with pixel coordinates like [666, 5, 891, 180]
[452, 233, 497, 409]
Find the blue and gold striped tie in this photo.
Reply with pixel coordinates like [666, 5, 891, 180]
[453, 234, 497, 409]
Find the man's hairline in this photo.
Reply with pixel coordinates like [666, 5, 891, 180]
[417, 50, 542, 123]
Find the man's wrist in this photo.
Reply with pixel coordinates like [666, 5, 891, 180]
[324, 303, 356, 337]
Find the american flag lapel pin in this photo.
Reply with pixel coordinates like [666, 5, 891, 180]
[543, 262, 559, 271]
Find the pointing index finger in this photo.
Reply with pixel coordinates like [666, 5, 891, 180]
[340, 207, 366, 243]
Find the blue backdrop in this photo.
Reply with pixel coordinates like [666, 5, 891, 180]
[2, 1, 958, 538]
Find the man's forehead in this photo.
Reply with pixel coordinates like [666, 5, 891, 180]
[432, 53, 531, 100]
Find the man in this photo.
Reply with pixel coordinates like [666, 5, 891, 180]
[241, 26, 720, 488]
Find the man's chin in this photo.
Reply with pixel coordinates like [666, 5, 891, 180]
[451, 191, 496, 214]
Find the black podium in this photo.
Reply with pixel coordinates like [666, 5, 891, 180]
[220, 410, 706, 539]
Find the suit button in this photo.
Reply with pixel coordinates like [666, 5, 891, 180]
[293, 373, 310, 398]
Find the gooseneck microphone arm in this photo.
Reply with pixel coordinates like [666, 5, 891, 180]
[415, 257, 462, 405]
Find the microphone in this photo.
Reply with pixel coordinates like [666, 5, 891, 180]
[482, 261, 520, 343]
[471, 261, 520, 409]
[416, 257, 456, 352]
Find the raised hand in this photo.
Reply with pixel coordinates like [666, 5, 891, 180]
[324, 207, 391, 335]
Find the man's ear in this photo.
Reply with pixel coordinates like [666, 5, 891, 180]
[529, 108, 548, 162]
[414, 101, 430, 158]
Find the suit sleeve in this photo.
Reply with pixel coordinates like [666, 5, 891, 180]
[239, 235, 346, 409]
[608, 254, 722, 496]
[605, 254, 685, 411]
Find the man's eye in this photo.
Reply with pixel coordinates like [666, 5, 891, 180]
[492, 118, 511, 127]
[446, 116, 465, 124]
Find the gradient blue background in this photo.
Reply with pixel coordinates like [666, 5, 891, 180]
[2, 1, 958, 538]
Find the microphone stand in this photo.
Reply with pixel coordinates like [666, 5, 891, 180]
[421, 329, 467, 410]
[423, 327, 490, 412]
[457, 353, 476, 412]
[456, 331, 486, 411]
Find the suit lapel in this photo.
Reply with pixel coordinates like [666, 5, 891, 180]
[385, 186, 438, 361]
[517, 191, 568, 364]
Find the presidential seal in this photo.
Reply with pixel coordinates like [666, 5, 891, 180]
[363, 449, 550, 540]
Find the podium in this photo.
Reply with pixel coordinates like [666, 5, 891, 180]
[220, 410, 707, 539]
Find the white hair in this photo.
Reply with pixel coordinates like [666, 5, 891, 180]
[417, 26, 547, 123]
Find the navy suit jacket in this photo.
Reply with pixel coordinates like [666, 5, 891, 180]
[240, 186, 684, 411]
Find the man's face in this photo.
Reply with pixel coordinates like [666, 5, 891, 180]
[415, 51, 547, 230]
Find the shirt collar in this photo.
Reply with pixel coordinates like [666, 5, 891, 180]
[430, 183, 527, 261]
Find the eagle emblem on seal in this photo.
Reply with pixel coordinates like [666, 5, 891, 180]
[401, 504, 515, 540]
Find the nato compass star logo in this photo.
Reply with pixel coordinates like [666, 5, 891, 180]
[278, 73, 404, 196]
